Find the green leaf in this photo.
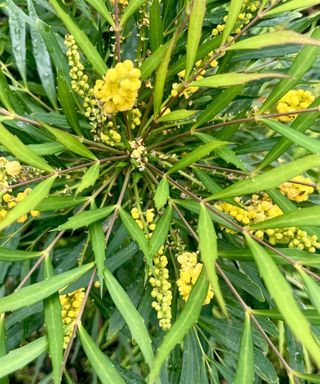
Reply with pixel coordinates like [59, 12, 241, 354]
[42, 124, 97, 160]
[27, 0, 57, 108]
[103, 268, 154, 368]
[149, 205, 172, 259]
[221, 0, 244, 45]
[259, 118, 320, 154]
[195, 132, 247, 173]
[233, 312, 254, 384]
[0, 313, 8, 384]
[28, 142, 65, 155]
[0, 248, 41, 262]
[227, 30, 320, 51]
[76, 163, 100, 194]
[0, 177, 56, 231]
[57, 74, 83, 137]
[185, 0, 206, 79]
[259, 28, 320, 114]
[198, 204, 227, 316]
[150, 0, 163, 52]
[44, 257, 63, 384]
[0, 337, 48, 378]
[78, 324, 125, 384]
[191, 72, 287, 88]
[49, 0, 107, 75]
[0, 263, 94, 313]
[85, 0, 115, 28]
[257, 96, 320, 170]
[0, 69, 14, 113]
[0, 123, 54, 172]
[57, 206, 115, 230]
[148, 270, 208, 384]
[294, 372, 320, 383]
[89, 221, 105, 293]
[140, 43, 168, 81]
[158, 109, 199, 123]
[37, 196, 88, 211]
[7, 0, 26, 83]
[167, 140, 229, 175]
[297, 267, 320, 316]
[250, 206, 320, 229]
[245, 234, 320, 368]
[265, 0, 320, 15]
[120, 0, 148, 27]
[154, 177, 169, 210]
[208, 154, 320, 200]
[119, 208, 150, 265]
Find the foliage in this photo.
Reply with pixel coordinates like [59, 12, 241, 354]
[0, 0, 319, 383]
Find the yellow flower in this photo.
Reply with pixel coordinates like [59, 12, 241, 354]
[5, 161, 22, 177]
[276, 90, 315, 122]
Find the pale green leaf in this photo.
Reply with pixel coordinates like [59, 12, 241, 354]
[265, 0, 320, 15]
[158, 109, 199, 123]
[85, 0, 115, 28]
[221, 0, 244, 45]
[0, 248, 41, 262]
[297, 267, 320, 316]
[120, 0, 148, 27]
[154, 177, 169, 210]
[76, 163, 100, 194]
[89, 221, 105, 292]
[37, 196, 88, 212]
[149, 205, 172, 259]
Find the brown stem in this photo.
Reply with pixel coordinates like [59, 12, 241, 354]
[114, 0, 121, 62]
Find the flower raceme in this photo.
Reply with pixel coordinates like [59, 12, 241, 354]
[276, 89, 315, 122]
[94, 60, 141, 114]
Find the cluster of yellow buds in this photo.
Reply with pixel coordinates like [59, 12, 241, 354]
[216, 193, 320, 253]
[110, 0, 128, 5]
[131, 108, 142, 129]
[150, 246, 172, 330]
[129, 137, 148, 171]
[279, 175, 314, 202]
[0, 158, 22, 184]
[171, 61, 205, 99]
[93, 60, 141, 114]
[100, 121, 122, 146]
[176, 251, 214, 305]
[131, 207, 172, 330]
[276, 89, 315, 122]
[1, 188, 40, 223]
[64, 35, 90, 97]
[60, 288, 85, 348]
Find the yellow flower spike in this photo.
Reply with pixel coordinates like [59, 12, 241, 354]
[280, 176, 314, 203]
[275, 89, 315, 122]
[5, 161, 22, 177]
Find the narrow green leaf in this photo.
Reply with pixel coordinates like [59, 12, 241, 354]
[208, 154, 320, 200]
[259, 118, 320, 154]
[221, 0, 244, 45]
[78, 324, 125, 384]
[294, 371, 320, 383]
[103, 268, 154, 368]
[198, 204, 227, 316]
[150, 0, 163, 52]
[149, 205, 172, 259]
[154, 178, 169, 210]
[44, 257, 63, 384]
[233, 312, 254, 384]
[0, 69, 14, 112]
[0, 263, 94, 313]
[0, 313, 8, 384]
[158, 109, 199, 123]
[27, 0, 57, 108]
[245, 234, 320, 368]
[85, 0, 115, 28]
[120, 0, 148, 27]
[0, 176, 56, 231]
[227, 30, 320, 51]
[0, 123, 54, 172]
[265, 0, 320, 15]
[37, 196, 88, 211]
[57, 74, 83, 137]
[148, 270, 208, 384]
[49, 0, 107, 75]
[28, 142, 65, 155]
[297, 267, 320, 316]
[195, 132, 247, 173]
[140, 43, 168, 81]
[185, 0, 206, 79]
[0, 337, 48, 378]
[191, 72, 287, 88]
[119, 208, 150, 265]
[250, 206, 320, 229]
[89, 221, 105, 292]
[42, 124, 97, 160]
[57, 206, 115, 230]
[7, 0, 26, 83]
[0, 248, 41, 262]
[259, 28, 320, 114]
[257, 96, 320, 170]
[76, 163, 100, 194]
[167, 140, 229, 175]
